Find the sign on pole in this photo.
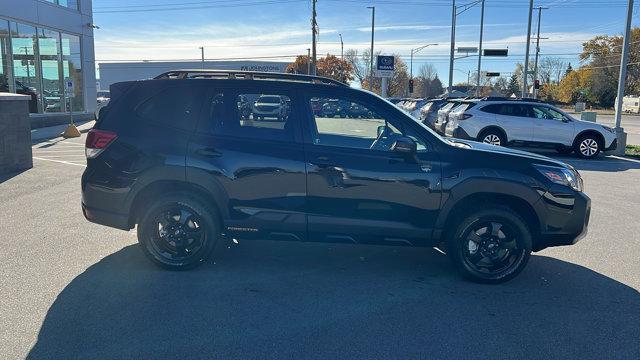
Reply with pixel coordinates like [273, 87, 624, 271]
[375, 55, 395, 78]
[65, 80, 75, 97]
[483, 49, 508, 57]
[457, 47, 478, 54]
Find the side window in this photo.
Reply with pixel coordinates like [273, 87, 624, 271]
[481, 104, 501, 114]
[309, 97, 427, 152]
[532, 106, 566, 121]
[136, 86, 202, 131]
[209, 92, 295, 142]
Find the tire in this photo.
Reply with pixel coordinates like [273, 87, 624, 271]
[478, 129, 506, 147]
[137, 193, 220, 270]
[446, 206, 532, 284]
[574, 133, 602, 159]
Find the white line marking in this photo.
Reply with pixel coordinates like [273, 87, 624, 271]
[34, 155, 87, 158]
[33, 157, 87, 167]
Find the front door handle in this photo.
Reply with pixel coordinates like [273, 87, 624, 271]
[196, 148, 222, 157]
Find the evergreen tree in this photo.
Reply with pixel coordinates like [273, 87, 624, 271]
[507, 74, 520, 96]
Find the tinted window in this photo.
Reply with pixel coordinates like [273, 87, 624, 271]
[136, 86, 202, 131]
[481, 103, 529, 117]
[208, 92, 295, 142]
[309, 97, 427, 152]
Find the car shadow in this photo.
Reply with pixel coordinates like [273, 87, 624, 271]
[0, 168, 29, 185]
[26, 241, 640, 359]
[521, 147, 640, 172]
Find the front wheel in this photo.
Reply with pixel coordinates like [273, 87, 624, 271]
[137, 193, 220, 270]
[574, 134, 601, 158]
[446, 207, 532, 283]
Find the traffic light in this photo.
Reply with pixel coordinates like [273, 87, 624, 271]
[534, 80, 540, 90]
[409, 79, 414, 94]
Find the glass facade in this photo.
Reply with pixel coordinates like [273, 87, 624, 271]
[0, 18, 84, 114]
[44, 0, 79, 11]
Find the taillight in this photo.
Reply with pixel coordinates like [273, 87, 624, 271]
[460, 113, 473, 120]
[85, 129, 117, 159]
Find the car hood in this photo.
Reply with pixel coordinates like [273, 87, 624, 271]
[449, 139, 571, 168]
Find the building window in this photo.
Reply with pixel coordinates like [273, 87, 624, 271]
[0, 20, 10, 93]
[61, 33, 83, 112]
[44, 0, 79, 11]
[38, 28, 63, 113]
[11, 22, 41, 113]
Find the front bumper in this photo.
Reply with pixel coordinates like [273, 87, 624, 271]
[605, 138, 618, 151]
[534, 187, 591, 251]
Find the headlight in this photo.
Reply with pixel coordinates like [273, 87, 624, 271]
[602, 125, 615, 134]
[534, 165, 583, 192]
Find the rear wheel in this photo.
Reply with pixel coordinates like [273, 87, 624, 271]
[574, 134, 601, 158]
[137, 193, 220, 270]
[478, 129, 506, 147]
[446, 206, 532, 283]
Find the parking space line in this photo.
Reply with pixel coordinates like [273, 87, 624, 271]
[33, 157, 86, 167]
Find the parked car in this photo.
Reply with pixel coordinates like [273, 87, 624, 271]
[237, 94, 252, 119]
[347, 102, 373, 118]
[15, 80, 39, 113]
[397, 99, 430, 120]
[419, 99, 448, 130]
[82, 70, 591, 283]
[320, 99, 350, 118]
[434, 99, 463, 135]
[444, 98, 617, 158]
[95, 90, 110, 120]
[253, 94, 288, 120]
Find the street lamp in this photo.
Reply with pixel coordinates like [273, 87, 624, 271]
[410, 43, 438, 79]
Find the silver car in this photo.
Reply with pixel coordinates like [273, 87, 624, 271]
[444, 99, 617, 158]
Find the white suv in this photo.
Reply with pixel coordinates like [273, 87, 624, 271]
[444, 99, 617, 158]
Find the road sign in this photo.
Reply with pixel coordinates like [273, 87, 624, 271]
[65, 79, 75, 97]
[375, 55, 395, 78]
[483, 49, 508, 57]
[485, 72, 501, 77]
[457, 47, 478, 53]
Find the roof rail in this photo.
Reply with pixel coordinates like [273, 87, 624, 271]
[153, 69, 348, 87]
[479, 96, 545, 103]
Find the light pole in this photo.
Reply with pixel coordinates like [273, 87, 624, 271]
[613, 0, 634, 155]
[199, 46, 205, 69]
[409, 43, 438, 95]
[448, 0, 456, 94]
[475, 0, 485, 97]
[339, 33, 344, 59]
[522, 0, 534, 98]
[532, 6, 548, 99]
[367, 6, 375, 91]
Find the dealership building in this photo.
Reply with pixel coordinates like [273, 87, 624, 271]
[0, 0, 96, 127]
[98, 61, 289, 90]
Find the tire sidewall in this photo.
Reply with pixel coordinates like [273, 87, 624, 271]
[137, 193, 219, 270]
[447, 208, 532, 283]
[479, 129, 506, 146]
[574, 134, 601, 158]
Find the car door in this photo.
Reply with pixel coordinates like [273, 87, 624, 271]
[302, 90, 442, 246]
[494, 103, 534, 142]
[531, 105, 575, 146]
[187, 83, 307, 241]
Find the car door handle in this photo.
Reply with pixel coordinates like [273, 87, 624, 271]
[196, 148, 222, 157]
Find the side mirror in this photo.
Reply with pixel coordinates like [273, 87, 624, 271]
[391, 136, 417, 154]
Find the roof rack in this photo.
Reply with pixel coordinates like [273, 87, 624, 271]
[479, 96, 545, 103]
[153, 69, 348, 87]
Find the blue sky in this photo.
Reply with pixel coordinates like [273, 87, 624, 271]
[93, 0, 639, 84]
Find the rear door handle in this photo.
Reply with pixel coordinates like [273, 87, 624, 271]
[196, 148, 222, 157]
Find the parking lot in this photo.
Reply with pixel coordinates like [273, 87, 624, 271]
[1, 131, 639, 360]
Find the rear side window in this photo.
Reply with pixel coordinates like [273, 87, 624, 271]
[136, 86, 203, 131]
[207, 91, 295, 142]
[481, 103, 529, 117]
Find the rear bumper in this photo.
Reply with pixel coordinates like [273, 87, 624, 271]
[82, 202, 130, 230]
[534, 189, 591, 251]
[445, 126, 473, 140]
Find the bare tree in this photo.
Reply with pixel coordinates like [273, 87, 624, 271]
[537, 57, 568, 84]
[418, 63, 437, 80]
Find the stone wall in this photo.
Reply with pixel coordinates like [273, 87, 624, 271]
[0, 93, 33, 174]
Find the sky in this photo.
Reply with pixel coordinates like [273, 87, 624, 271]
[92, 0, 640, 85]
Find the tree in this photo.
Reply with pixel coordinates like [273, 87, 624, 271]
[507, 74, 520, 96]
[557, 68, 594, 104]
[286, 54, 354, 82]
[494, 76, 509, 96]
[565, 63, 573, 76]
[418, 63, 437, 80]
[537, 57, 567, 84]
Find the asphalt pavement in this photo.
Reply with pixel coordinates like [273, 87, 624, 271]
[1, 132, 639, 359]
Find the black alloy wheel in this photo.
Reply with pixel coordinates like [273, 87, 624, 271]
[447, 207, 532, 283]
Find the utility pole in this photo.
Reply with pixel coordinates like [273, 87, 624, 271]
[367, 6, 375, 91]
[311, 0, 318, 76]
[475, 0, 485, 97]
[339, 33, 344, 59]
[448, 0, 456, 94]
[307, 48, 311, 75]
[199, 46, 205, 69]
[613, 0, 633, 155]
[522, 0, 534, 98]
[532, 7, 547, 99]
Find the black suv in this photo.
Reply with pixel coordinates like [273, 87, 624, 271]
[82, 70, 590, 283]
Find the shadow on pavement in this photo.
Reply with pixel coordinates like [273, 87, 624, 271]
[0, 168, 28, 185]
[521, 147, 640, 172]
[27, 242, 640, 359]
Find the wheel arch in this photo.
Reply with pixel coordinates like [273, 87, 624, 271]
[573, 129, 605, 149]
[127, 180, 227, 229]
[477, 125, 508, 143]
